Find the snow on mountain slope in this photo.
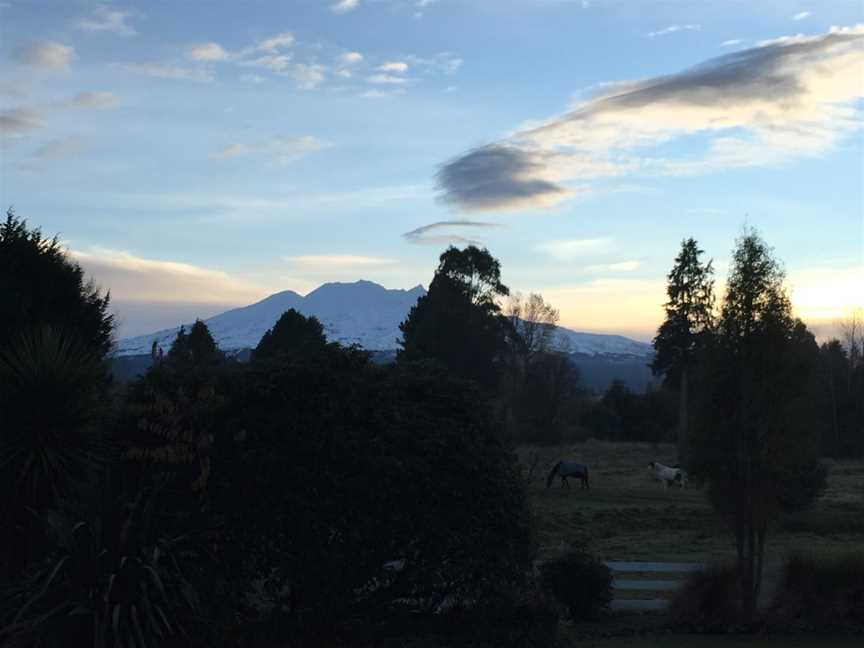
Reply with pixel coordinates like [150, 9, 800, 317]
[116, 281, 425, 356]
[115, 280, 652, 358]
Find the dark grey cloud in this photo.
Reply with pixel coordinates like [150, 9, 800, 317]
[435, 144, 570, 211]
[437, 26, 864, 211]
[403, 219, 506, 245]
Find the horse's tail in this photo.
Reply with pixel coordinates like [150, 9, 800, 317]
[546, 461, 561, 489]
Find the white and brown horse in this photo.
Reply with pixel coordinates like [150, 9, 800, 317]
[648, 461, 688, 489]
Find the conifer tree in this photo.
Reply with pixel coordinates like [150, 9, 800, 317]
[652, 238, 715, 468]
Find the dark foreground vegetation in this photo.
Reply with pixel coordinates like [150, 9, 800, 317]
[1, 208, 861, 646]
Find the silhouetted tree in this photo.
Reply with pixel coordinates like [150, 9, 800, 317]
[165, 320, 223, 368]
[399, 246, 513, 389]
[252, 308, 327, 362]
[652, 237, 715, 469]
[692, 229, 825, 625]
[0, 208, 113, 356]
[507, 292, 560, 365]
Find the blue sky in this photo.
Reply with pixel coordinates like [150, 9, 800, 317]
[1, 0, 862, 340]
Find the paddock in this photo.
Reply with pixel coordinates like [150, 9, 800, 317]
[520, 441, 864, 566]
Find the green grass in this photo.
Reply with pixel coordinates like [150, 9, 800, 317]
[521, 441, 864, 566]
[566, 635, 864, 647]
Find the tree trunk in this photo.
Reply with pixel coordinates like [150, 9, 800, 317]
[678, 364, 689, 469]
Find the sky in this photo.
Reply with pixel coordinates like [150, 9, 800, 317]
[1, 0, 862, 341]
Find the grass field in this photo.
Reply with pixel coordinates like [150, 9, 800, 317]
[520, 441, 864, 565]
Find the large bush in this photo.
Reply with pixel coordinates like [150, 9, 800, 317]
[770, 553, 864, 630]
[538, 550, 612, 621]
[668, 564, 740, 631]
[210, 349, 534, 635]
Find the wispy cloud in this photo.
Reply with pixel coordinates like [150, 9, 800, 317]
[721, 39, 743, 47]
[71, 248, 269, 305]
[339, 51, 363, 66]
[793, 11, 812, 21]
[187, 42, 230, 62]
[647, 24, 700, 38]
[121, 62, 214, 82]
[379, 61, 408, 73]
[282, 255, 397, 268]
[61, 91, 120, 109]
[438, 25, 864, 211]
[584, 260, 641, 273]
[12, 41, 75, 69]
[290, 63, 327, 89]
[0, 107, 43, 135]
[27, 135, 86, 162]
[331, 0, 359, 13]
[402, 220, 506, 245]
[75, 5, 138, 36]
[367, 73, 410, 85]
[210, 135, 330, 164]
[536, 238, 612, 261]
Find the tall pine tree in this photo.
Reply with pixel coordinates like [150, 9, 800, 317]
[652, 238, 715, 468]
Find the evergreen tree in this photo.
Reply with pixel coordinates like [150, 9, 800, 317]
[692, 229, 825, 624]
[165, 320, 223, 368]
[0, 208, 113, 355]
[652, 238, 715, 468]
[398, 246, 513, 389]
[252, 308, 327, 362]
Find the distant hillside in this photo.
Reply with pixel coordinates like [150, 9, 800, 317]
[116, 280, 653, 358]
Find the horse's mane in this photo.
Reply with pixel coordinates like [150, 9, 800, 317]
[546, 461, 561, 489]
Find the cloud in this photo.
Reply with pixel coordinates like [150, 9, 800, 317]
[647, 24, 701, 38]
[436, 144, 576, 211]
[339, 51, 363, 65]
[584, 260, 641, 273]
[438, 25, 864, 211]
[402, 220, 506, 245]
[331, 0, 359, 13]
[793, 11, 812, 21]
[210, 135, 330, 164]
[379, 61, 408, 73]
[188, 42, 230, 61]
[535, 238, 612, 260]
[290, 63, 327, 89]
[240, 54, 292, 72]
[257, 32, 294, 52]
[75, 5, 137, 35]
[721, 39, 743, 47]
[367, 73, 409, 85]
[13, 41, 75, 69]
[240, 73, 266, 84]
[71, 248, 268, 306]
[0, 107, 43, 135]
[29, 135, 86, 161]
[62, 91, 120, 109]
[0, 79, 30, 97]
[403, 52, 463, 74]
[120, 63, 214, 82]
[282, 255, 397, 268]
[788, 265, 864, 322]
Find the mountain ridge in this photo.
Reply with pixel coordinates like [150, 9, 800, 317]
[115, 280, 653, 358]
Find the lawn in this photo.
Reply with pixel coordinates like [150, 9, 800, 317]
[520, 440, 864, 566]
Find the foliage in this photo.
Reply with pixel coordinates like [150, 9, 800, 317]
[210, 349, 534, 635]
[0, 484, 217, 648]
[0, 209, 113, 356]
[770, 553, 864, 630]
[652, 237, 715, 387]
[164, 320, 223, 369]
[0, 327, 109, 578]
[513, 352, 582, 444]
[691, 228, 825, 623]
[399, 246, 514, 389]
[668, 564, 741, 632]
[538, 550, 612, 621]
[579, 381, 676, 443]
[252, 308, 327, 362]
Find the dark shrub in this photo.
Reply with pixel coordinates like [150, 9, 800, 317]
[211, 352, 534, 636]
[770, 553, 864, 630]
[668, 563, 740, 631]
[774, 462, 828, 512]
[538, 551, 612, 621]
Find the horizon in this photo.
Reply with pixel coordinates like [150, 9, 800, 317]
[2, 1, 862, 342]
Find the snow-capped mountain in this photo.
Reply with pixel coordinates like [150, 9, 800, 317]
[115, 280, 653, 358]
